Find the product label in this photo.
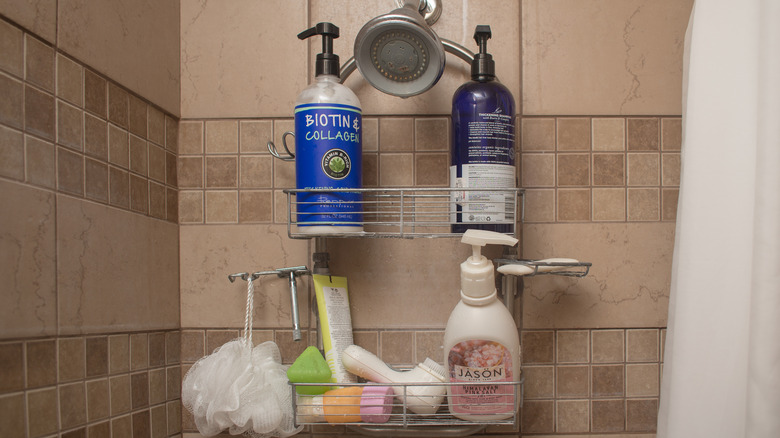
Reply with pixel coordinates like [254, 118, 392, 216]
[465, 109, 515, 163]
[294, 103, 362, 226]
[448, 340, 514, 415]
[318, 285, 356, 384]
[450, 164, 515, 223]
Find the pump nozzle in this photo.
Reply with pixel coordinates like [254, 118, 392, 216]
[471, 24, 495, 81]
[298, 22, 341, 77]
[460, 230, 518, 299]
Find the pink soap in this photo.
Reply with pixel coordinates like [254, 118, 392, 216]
[360, 385, 394, 423]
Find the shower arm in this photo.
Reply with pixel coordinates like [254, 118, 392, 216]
[339, 38, 475, 83]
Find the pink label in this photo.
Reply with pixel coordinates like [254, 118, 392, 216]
[448, 340, 514, 415]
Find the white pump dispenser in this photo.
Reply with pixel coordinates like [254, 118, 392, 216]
[443, 229, 521, 421]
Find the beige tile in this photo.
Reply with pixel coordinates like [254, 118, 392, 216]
[628, 118, 660, 151]
[362, 118, 379, 152]
[273, 155, 296, 189]
[57, 54, 83, 106]
[108, 82, 129, 128]
[627, 329, 659, 362]
[205, 190, 238, 223]
[88, 422, 111, 437]
[414, 331, 444, 364]
[239, 190, 273, 223]
[379, 153, 414, 187]
[167, 400, 182, 434]
[130, 333, 148, 371]
[380, 331, 414, 365]
[272, 119, 295, 157]
[557, 188, 590, 222]
[166, 152, 179, 190]
[379, 118, 414, 152]
[149, 181, 166, 219]
[0, 125, 24, 181]
[149, 332, 165, 367]
[0, 181, 57, 338]
[109, 334, 130, 374]
[179, 190, 204, 224]
[627, 398, 658, 432]
[112, 414, 132, 438]
[0, 72, 24, 129]
[205, 120, 238, 154]
[130, 174, 148, 213]
[110, 375, 132, 415]
[521, 153, 555, 187]
[521, 400, 554, 434]
[239, 120, 273, 154]
[205, 330, 238, 355]
[86, 378, 110, 421]
[205, 156, 237, 188]
[166, 365, 181, 400]
[58, 0, 180, 115]
[57, 197, 179, 334]
[25, 34, 54, 92]
[556, 399, 589, 433]
[275, 331, 308, 364]
[557, 154, 590, 186]
[0, 393, 25, 437]
[178, 156, 203, 188]
[27, 387, 59, 437]
[0, 19, 24, 76]
[165, 115, 178, 152]
[147, 106, 165, 146]
[592, 330, 625, 363]
[524, 365, 554, 399]
[84, 69, 106, 118]
[107, 167, 129, 210]
[557, 365, 589, 399]
[83, 113, 107, 161]
[129, 135, 148, 176]
[415, 153, 448, 186]
[628, 153, 660, 186]
[626, 363, 659, 397]
[557, 330, 589, 363]
[151, 404, 167, 438]
[662, 188, 679, 221]
[593, 187, 626, 222]
[25, 135, 56, 189]
[166, 187, 178, 223]
[661, 118, 682, 151]
[177, 121, 202, 155]
[592, 364, 624, 397]
[627, 188, 659, 221]
[522, 118, 555, 151]
[522, 331, 555, 364]
[59, 382, 87, 429]
[662, 153, 680, 186]
[128, 95, 147, 138]
[415, 118, 449, 151]
[57, 146, 84, 195]
[593, 118, 625, 151]
[166, 331, 180, 365]
[239, 155, 273, 188]
[26, 340, 56, 388]
[108, 124, 129, 168]
[149, 369, 166, 406]
[523, 0, 692, 115]
[0, 342, 23, 393]
[147, 144, 166, 183]
[181, 330, 205, 362]
[592, 399, 626, 432]
[25, 85, 56, 141]
[524, 189, 555, 223]
[557, 118, 590, 151]
[58, 100, 83, 151]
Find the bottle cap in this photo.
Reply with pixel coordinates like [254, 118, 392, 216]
[461, 230, 518, 298]
[298, 22, 340, 77]
[471, 25, 495, 81]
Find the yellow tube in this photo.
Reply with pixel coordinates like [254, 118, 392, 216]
[312, 274, 356, 384]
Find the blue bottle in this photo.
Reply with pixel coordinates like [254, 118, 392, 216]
[450, 25, 516, 234]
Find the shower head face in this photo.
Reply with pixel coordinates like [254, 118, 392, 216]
[354, 8, 445, 97]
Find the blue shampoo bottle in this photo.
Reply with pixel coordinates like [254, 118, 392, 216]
[450, 25, 516, 234]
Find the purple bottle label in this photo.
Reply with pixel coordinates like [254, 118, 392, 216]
[294, 103, 362, 226]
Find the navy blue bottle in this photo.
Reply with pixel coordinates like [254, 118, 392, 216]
[450, 25, 516, 234]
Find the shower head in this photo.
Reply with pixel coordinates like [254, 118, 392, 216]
[353, 0, 446, 97]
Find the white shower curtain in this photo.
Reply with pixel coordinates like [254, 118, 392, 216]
[657, 1, 780, 437]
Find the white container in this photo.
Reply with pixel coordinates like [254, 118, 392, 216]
[443, 230, 521, 421]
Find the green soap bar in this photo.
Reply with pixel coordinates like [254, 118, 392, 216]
[286, 346, 332, 395]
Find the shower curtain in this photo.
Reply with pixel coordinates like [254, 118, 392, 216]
[657, 1, 780, 437]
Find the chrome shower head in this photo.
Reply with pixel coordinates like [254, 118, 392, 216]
[354, 0, 446, 97]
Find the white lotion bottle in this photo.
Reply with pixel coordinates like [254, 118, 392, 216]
[443, 230, 521, 421]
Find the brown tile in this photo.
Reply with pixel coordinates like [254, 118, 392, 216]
[239, 120, 272, 153]
[363, 117, 379, 152]
[148, 143, 166, 183]
[165, 115, 178, 152]
[112, 415, 132, 438]
[239, 155, 273, 188]
[25, 34, 54, 92]
[662, 153, 681, 186]
[58, 100, 83, 150]
[130, 135, 148, 176]
[521, 400, 554, 434]
[592, 399, 625, 432]
[0, 19, 24, 76]
[149, 181, 166, 219]
[205, 120, 238, 154]
[131, 372, 149, 408]
[415, 117, 449, 151]
[132, 410, 150, 438]
[206, 330, 238, 355]
[521, 118, 555, 151]
[557, 188, 590, 221]
[379, 153, 414, 187]
[557, 153, 589, 186]
[108, 124, 129, 168]
[557, 118, 590, 151]
[661, 329, 667, 363]
[628, 118, 659, 151]
[128, 95, 147, 138]
[178, 191, 203, 224]
[627, 329, 659, 362]
[557, 330, 589, 363]
[25, 135, 55, 188]
[27, 387, 59, 437]
[272, 156, 295, 188]
[414, 331, 443, 364]
[627, 363, 659, 397]
[86, 378, 110, 421]
[627, 188, 659, 221]
[206, 156, 237, 188]
[523, 365, 554, 399]
[415, 153, 448, 186]
[239, 190, 273, 223]
[662, 188, 679, 221]
[108, 82, 128, 128]
[592, 188, 625, 221]
[151, 404, 167, 438]
[85, 158, 109, 202]
[57, 146, 84, 195]
[524, 189, 555, 223]
[130, 174, 148, 213]
[61, 427, 86, 438]
[109, 166, 130, 209]
[362, 153, 378, 187]
[593, 153, 624, 186]
[166, 151, 177, 186]
[274, 331, 308, 365]
[167, 400, 182, 434]
[521, 153, 555, 187]
[130, 333, 148, 371]
[57, 54, 82, 106]
[166, 187, 178, 223]
[592, 364, 624, 397]
[273, 190, 287, 224]
[178, 156, 203, 188]
[60, 337, 86, 382]
[149, 333, 166, 368]
[205, 190, 238, 223]
[661, 118, 682, 151]
[628, 153, 660, 186]
[179, 120, 203, 155]
[110, 375, 131, 415]
[557, 365, 589, 398]
[522, 331, 554, 364]
[149, 368, 166, 405]
[147, 106, 165, 146]
[627, 398, 658, 432]
[592, 118, 625, 151]
[84, 69, 106, 118]
[109, 334, 130, 374]
[26, 340, 56, 388]
[0, 125, 24, 181]
[0, 73, 23, 129]
[556, 399, 589, 433]
[379, 118, 414, 152]
[0, 393, 26, 437]
[592, 330, 625, 363]
[84, 113, 108, 160]
[0, 342, 23, 393]
[25, 85, 55, 140]
[88, 421, 110, 438]
[59, 382, 87, 429]
[166, 365, 181, 400]
[86, 337, 108, 378]
[380, 331, 414, 365]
